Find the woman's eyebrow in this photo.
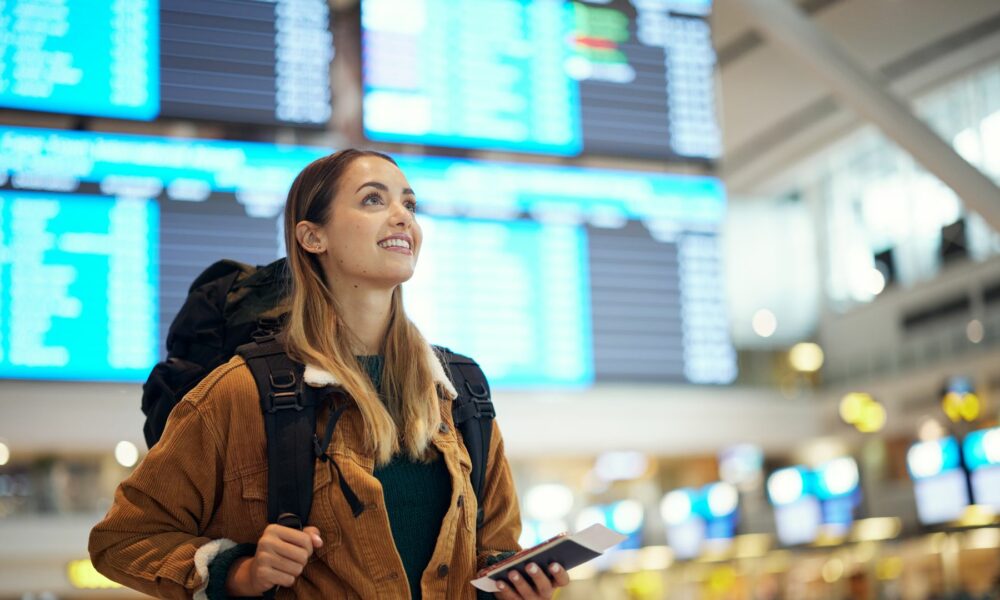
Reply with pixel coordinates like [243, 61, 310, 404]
[356, 181, 416, 196]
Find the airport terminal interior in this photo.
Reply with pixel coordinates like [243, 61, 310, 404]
[0, 0, 999, 598]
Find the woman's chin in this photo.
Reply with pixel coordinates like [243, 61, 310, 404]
[363, 268, 416, 289]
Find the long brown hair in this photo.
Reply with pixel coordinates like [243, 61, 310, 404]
[282, 149, 442, 465]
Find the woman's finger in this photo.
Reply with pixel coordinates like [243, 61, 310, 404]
[268, 539, 310, 565]
[257, 552, 305, 577]
[506, 569, 538, 599]
[494, 579, 521, 600]
[548, 563, 571, 587]
[254, 562, 296, 588]
[525, 563, 553, 597]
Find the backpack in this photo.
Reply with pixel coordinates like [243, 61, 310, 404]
[141, 257, 496, 531]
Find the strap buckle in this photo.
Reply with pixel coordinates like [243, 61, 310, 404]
[465, 381, 495, 419]
[264, 390, 304, 413]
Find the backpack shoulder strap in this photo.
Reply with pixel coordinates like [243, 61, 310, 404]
[236, 338, 318, 530]
[436, 346, 495, 529]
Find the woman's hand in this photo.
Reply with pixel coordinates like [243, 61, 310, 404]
[225, 524, 323, 596]
[492, 562, 571, 600]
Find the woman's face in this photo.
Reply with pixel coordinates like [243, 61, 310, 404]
[297, 156, 422, 290]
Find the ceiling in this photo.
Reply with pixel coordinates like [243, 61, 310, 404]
[711, 0, 1000, 194]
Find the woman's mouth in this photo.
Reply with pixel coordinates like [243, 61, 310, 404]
[378, 237, 413, 255]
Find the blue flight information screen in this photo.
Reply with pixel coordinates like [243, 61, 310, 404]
[0, 126, 734, 387]
[0, 0, 159, 120]
[362, 0, 581, 155]
[405, 217, 593, 387]
[0, 190, 158, 382]
[361, 0, 720, 160]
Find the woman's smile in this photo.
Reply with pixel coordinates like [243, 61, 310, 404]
[378, 233, 414, 255]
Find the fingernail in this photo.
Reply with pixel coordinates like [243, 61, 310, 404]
[510, 572, 520, 581]
[526, 564, 538, 574]
[497, 582, 506, 590]
[550, 564, 562, 573]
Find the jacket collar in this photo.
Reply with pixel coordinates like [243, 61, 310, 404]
[302, 342, 458, 400]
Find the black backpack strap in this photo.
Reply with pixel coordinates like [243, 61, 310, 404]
[437, 346, 495, 529]
[236, 339, 318, 528]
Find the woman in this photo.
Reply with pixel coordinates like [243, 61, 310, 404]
[89, 150, 571, 599]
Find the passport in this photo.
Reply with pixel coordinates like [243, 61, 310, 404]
[470, 524, 627, 593]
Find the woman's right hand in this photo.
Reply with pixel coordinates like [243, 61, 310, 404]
[226, 524, 323, 596]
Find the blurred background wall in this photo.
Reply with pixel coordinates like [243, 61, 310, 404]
[0, 0, 998, 598]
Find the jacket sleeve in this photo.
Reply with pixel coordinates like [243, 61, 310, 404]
[475, 420, 522, 571]
[88, 398, 231, 600]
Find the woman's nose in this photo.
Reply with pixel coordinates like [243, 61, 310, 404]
[391, 200, 414, 227]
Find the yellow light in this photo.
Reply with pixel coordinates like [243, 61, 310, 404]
[959, 393, 980, 422]
[876, 556, 904, 580]
[732, 533, 772, 559]
[821, 558, 844, 583]
[813, 526, 846, 547]
[0, 442, 9, 466]
[856, 401, 886, 433]
[762, 551, 791, 574]
[624, 570, 664, 598]
[789, 343, 825, 372]
[706, 566, 737, 593]
[964, 527, 1000, 550]
[850, 517, 902, 542]
[957, 505, 998, 527]
[840, 393, 872, 424]
[67, 559, 122, 590]
[638, 545, 674, 571]
[942, 392, 981, 423]
[942, 392, 962, 422]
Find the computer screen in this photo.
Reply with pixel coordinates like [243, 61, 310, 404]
[158, 0, 333, 126]
[0, 0, 333, 127]
[0, 0, 159, 120]
[361, 0, 720, 160]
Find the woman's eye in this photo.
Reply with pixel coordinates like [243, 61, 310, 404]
[405, 201, 417, 213]
[363, 193, 383, 206]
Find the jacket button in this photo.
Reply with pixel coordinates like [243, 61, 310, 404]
[437, 563, 449, 578]
[457, 494, 464, 507]
[439, 423, 450, 434]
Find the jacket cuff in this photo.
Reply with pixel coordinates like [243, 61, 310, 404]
[205, 542, 258, 600]
[191, 538, 250, 600]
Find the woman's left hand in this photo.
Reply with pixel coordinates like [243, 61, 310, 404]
[493, 562, 570, 599]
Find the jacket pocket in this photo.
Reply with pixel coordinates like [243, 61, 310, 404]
[238, 461, 343, 559]
[239, 467, 270, 529]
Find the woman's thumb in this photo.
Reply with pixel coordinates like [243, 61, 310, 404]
[303, 526, 323, 548]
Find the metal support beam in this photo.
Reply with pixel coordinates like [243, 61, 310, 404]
[736, 0, 1000, 229]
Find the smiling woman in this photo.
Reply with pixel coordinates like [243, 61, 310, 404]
[89, 148, 571, 600]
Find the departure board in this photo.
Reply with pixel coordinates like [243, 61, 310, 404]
[0, 0, 159, 120]
[0, 126, 734, 386]
[159, 0, 333, 126]
[0, 191, 158, 381]
[394, 155, 734, 385]
[405, 218, 593, 387]
[361, 0, 720, 160]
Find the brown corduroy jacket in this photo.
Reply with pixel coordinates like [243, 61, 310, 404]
[89, 347, 522, 600]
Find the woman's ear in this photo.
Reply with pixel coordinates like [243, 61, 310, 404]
[295, 221, 326, 254]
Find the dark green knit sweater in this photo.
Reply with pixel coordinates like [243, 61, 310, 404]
[362, 355, 452, 600]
